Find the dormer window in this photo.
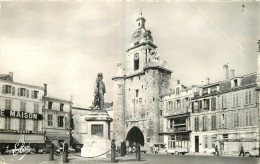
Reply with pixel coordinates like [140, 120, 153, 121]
[176, 87, 180, 95]
[231, 79, 240, 88]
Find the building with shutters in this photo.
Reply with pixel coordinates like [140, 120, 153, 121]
[160, 80, 198, 153]
[0, 72, 45, 151]
[190, 65, 258, 155]
[42, 94, 72, 148]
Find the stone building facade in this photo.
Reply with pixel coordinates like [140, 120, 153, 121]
[42, 95, 72, 148]
[190, 66, 259, 155]
[160, 81, 198, 153]
[0, 72, 45, 150]
[112, 13, 172, 149]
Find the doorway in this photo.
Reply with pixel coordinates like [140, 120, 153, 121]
[195, 136, 199, 152]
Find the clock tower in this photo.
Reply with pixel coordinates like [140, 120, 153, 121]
[112, 13, 173, 149]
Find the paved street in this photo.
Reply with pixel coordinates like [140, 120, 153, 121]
[0, 153, 259, 164]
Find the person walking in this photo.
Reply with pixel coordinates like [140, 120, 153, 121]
[215, 145, 219, 156]
[239, 144, 244, 157]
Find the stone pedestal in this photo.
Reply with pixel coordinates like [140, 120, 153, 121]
[81, 110, 112, 158]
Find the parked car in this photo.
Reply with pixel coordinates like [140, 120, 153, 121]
[245, 148, 259, 157]
[68, 147, 75, 153]
[152, 143, 167, 154]
[140, 146, 147, 154]
[38, 147, 51, 154]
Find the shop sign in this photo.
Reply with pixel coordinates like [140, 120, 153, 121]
[0, 109, 42, 120]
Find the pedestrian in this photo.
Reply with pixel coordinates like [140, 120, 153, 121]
[215, 145, 219, 156]
[35, 144, 39, 154]
[239, 144, 244, 157]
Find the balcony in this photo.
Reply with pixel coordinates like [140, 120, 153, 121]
[175, 127, 187, 132]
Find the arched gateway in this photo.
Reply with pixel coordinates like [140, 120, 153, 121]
[126, 126, 144, 146]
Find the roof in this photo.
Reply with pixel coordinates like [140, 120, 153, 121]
[44, 96, 72, 103]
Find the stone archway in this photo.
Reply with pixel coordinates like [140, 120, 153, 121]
[126, 126, 144, 146]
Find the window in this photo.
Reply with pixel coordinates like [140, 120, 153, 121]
[136, 90, 139, 97]
[4, 85, 11, 94]
[223, 134, 228, 139]
[5, 99, 11, 110]
[177, 100, 181, 110]
[18, 88, 28, 97]
[232, 92, 239, 107]
[134, 53, 139, 70]
[31, 90, 39, 99]
[245, 110, 253, 126]
[153, 98, 155, 101]
[20, 101, 26, 112]
[34, 103, 39, 113]
[211, 97, 216, 111]
[234, 112, 239, 127]
[203, 99, 209, 110]
[170, 101, 173, 111]
[245, 90, 253, 105]
[33, 120, 38, 132]
[2, 85, 15, 95]
[222, 95, 228, 109]
[212, 137, 216, 148]
[19, 119, 26, 131]
[60, 103, 64, 111]
[48, 115, 53, 126]
[58, 116, 64, 127]
[205, 136, 208, 148]
[5, 117, 11, 130]
[139, 98, 142, 103]
[153, 71, 155, 78]
[193, 101, 199, 113]
[160, 110, 162, 116]
[48, 101, 53, 110]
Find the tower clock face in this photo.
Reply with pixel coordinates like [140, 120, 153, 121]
[134, 53, 139, 60]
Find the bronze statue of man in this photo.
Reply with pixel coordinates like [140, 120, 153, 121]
[93, 73, 106, 110]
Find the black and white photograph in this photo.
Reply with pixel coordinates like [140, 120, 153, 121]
[0, 1, 259, 164]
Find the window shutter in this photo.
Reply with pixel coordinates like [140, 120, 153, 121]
[199, 116, 203, 131]
[208, 115, 211, 130]
[224, 113, 227, 128]
[18, 88, 20, 96]
[12, 86, 15, 95]
[240, 110, 244, 127]
[230, 111, 234, 129]
[26, 89, 29, 98]
[5, 99, 8, 109]
[228, 112, 232, 129]
[219, 96, 222, 109]
[2, 85, 6, 94]
[31, 90, 34, 98]
[191, 117, 194, 130]
[218, 113, 221, 129]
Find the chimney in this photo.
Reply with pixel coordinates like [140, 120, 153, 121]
[206, 78, 210, 84]
[223, 64, 229, 80]
[230, 69, 235, 79]
[177, 79, 180, 85]
[9, 72, 13, 81]
[44, 84, 47, 96]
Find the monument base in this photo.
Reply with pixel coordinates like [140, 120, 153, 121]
[81, 139, 111, 158]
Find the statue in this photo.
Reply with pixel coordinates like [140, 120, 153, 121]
[93, 73, 106, 110]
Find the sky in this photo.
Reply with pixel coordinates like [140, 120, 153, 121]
[0, 1, 259, 108]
